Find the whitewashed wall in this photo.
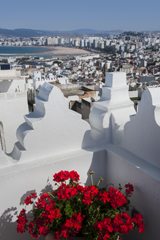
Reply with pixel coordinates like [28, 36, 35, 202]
[0, 93, 28, 153]
[89, 72, 135, 146]
[106, 145, 160, 240]
[11, 83, 91, 161]
[0, 79, 27, 93]
[0, 73, 160, 240]
[123, 87, 160, 168]
[0, 69, 21, 78]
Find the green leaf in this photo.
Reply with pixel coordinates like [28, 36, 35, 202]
[64, 202, 73, 217]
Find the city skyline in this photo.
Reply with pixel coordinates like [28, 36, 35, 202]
[0, 0, 160, 31]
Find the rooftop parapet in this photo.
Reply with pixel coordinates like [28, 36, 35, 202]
[88, 72, 135, 146]
[123, 87, 160, 168]
[0, 69, 21, 79]
[101, 72, 131, 105]
[11, 82, 90, 161]
[105, 72, 127, 88]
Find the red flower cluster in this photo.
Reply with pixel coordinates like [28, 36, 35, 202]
[96, 212, 144, 239]
[125, 183, 134, 196]
[98, 191, 109, 204]
[24, 192, 37, 205]
[82, 185, 99, 205]
[113, 212, 133, 234]
[53, 170, 79, 182]
[108, 187, 127, 209]
[54, 213, 84, 239]
[17, 170, 144, 240]
[57, 183, 78, 200]
[17, 209, 27, 233]
[132, 213, 145, 233]
[96, 218, 113, 239]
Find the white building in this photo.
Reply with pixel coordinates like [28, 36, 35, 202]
[33, 71, 56, 89]
[57, 75, 69, 85]
[47, 37, 59, 45]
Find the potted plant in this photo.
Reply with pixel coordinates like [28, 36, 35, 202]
[17, 170, 144, 239]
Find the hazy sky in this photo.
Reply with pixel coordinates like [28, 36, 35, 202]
[0, 0, 159, 31]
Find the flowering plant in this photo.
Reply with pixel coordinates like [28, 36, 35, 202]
[17, 170, 144, 240]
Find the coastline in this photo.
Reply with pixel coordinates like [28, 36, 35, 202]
[44, 46, 91, 56]
[0, 45, 91, 57]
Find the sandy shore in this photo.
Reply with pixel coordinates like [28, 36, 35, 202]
[45, 46, 91, 56]
[0, 46, 91, 57]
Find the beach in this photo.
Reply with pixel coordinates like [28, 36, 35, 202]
[45, 46, 91, 56]
[0, 46, 91, 57]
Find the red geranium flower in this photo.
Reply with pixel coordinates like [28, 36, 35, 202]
[24, 192, 37, 205]
[17, 170, 144, 240]
[125, 183, 134, 196]
[108, 186, 127, 209]
[132, 213, 144, 233]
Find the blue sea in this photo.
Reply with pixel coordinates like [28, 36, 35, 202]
[0, 46, 50, 56]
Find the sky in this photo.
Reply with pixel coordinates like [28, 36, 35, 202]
[0, 0, 160, 31]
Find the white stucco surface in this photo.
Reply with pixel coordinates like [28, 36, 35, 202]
[0, 69, 21, 78]
[89, 72, 135, 145]
[11, 83, 91, 161]
[106, 144, 160, 240]
[0, 92, 28, 153]
[0, 79, 27, 93]
[0, 73, 160, 240]
[123, 87, 160, 168]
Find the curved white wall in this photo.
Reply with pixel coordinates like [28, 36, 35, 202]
[11, 83, 91, 161]
[123, 88, 160, 168]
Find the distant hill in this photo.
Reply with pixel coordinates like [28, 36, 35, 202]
[0, 28, 55, 37]
[0, 28, 123, 37]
